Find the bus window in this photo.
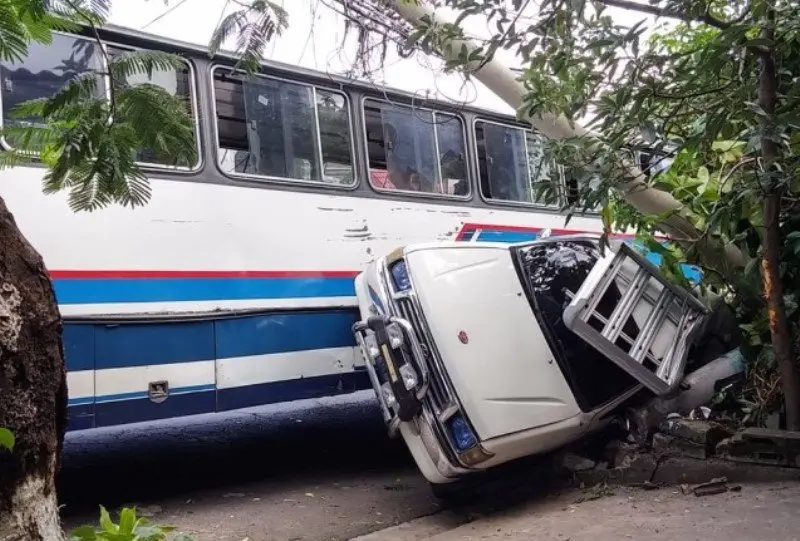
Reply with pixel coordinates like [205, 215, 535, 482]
[213, 68, 355, 186]
[363, 99, 469, 197]
[107, 46, 199, 169]
[475, 120, 560, 207]
[0, 33, 105, 150]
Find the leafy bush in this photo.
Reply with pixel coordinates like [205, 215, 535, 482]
[69, 506, 193, 541]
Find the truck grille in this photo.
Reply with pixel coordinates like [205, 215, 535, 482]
[392, 295, 453, 415]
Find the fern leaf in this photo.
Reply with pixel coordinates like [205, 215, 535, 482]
[108, 49, 187, 82]
[208, 0, 288, 73]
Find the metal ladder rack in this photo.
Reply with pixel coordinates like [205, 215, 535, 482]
[562, 240, 710, 396]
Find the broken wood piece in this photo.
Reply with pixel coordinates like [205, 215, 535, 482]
[692, 477, 729, 497]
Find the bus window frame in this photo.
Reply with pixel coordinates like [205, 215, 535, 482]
[472, 116, 566, 211]
[360, 96, 473, 202]
[0, 30, 204, 175]
[103, 40, 203, 174]
[209, 63, 359, 192]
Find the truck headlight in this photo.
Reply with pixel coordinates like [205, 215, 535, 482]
[390, 260, 411, 291]
[380, 382, 397, 408]
[364, 334, 380, 359]
[447, 413, 477, 452]
[398, 364, 418, 390]
[385, 322, 404, 349]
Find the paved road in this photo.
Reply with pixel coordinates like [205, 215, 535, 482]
[57, 390, 443, 540]
[428, 482, 800, 541]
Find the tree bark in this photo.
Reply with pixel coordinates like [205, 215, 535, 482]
[757, 17, 800, 431]
[0, 193, 68, 541]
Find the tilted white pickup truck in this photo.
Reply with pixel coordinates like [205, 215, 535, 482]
[352, 234, 713, 486]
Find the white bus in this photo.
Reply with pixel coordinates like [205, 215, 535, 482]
[0, 23, 663, 432]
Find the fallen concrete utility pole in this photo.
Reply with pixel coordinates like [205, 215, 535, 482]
[651, 348, 746, 416]
[627, 348, 746, 443]
[388, 0, 745, 279]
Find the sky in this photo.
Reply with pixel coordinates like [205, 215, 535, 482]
[108, 0, 665, 118]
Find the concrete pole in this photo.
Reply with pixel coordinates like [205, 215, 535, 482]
[390, 0, 745, 273]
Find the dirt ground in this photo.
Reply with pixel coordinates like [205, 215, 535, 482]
[58, 391, 800, 541]
[425, 481, 800, 541]
[59, 392, 443, 541]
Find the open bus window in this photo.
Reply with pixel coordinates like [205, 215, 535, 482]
[363, 99, 469, 197]
[213, 69, 355, 186]
[107, 46, 198, 169]
[0, 33, 105, 151]
[475, 120, 561, 207]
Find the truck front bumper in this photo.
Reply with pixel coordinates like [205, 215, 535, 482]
[352, 262, 494, 483]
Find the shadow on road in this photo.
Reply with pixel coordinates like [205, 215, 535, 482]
[57, 391, 415, 516]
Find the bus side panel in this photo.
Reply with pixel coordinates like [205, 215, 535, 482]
[64, 323, 95, 430]
[92, 320, 216, 427]
[214, 310, 368, 412]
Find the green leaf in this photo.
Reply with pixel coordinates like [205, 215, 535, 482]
[98, 506, 116, 533]
[745, 38, 773, 47]
[118, 508, 135, 534]
[67, 525, 98, 541]
[697, 166, 710, 185]
[0, 427, 14, 451]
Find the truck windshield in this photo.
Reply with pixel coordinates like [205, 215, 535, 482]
[513, 239, 641, 412]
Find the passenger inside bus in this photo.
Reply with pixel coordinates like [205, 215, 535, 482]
[365, 100, 469, 196]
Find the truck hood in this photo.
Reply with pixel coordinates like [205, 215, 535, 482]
[405, 246, 582, 441]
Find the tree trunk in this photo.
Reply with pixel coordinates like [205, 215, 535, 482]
[0, 193, 68, 541]
[757, 18, 800, 431]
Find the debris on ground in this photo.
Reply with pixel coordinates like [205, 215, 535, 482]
[572, 482, 615, 504]
[559, 451, 597, 472]
[717, 427, 800, 467]
[654, 417, 734, 459]
[555, 410, 800, 491]
[692, 477, 736, 497]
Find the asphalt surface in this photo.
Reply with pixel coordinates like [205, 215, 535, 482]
[57, 390, 564, 540]
[57, 390, 443, 540]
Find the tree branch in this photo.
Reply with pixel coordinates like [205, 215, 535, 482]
[597, 0, 731, 30]
[59, 0, 116, 117]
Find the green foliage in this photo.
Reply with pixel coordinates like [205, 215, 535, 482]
[208, 0, 288, 74]
[0, 0, 82, 62]
[372, 0, 799, 419]
[0, 0, 196, 211]
[0, 427, 14, 451]
[68, 506, 194, 541]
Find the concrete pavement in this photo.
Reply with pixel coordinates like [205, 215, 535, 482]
[358, 481, 800, 541]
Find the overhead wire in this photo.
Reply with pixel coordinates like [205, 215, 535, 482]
[141, 0, 194, 29]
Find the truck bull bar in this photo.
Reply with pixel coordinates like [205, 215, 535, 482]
[352, 315, 430, 438]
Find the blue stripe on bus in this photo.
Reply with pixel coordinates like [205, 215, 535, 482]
[66, 372, 371, 430]
[94, 320, 216, 369]
[63, 324, 95, 371]
[53, 276, 358, 305]
[92, 388, 218, 428]
[215, 311, 359, 359]
[216, 371, 370, 412]
[93, 384, 217, 404]
[63, 310, 360, 372]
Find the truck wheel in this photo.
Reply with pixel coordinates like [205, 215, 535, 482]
[428, 479, 471, 505]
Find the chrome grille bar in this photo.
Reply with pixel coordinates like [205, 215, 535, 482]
[394, 296, 449, 414]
